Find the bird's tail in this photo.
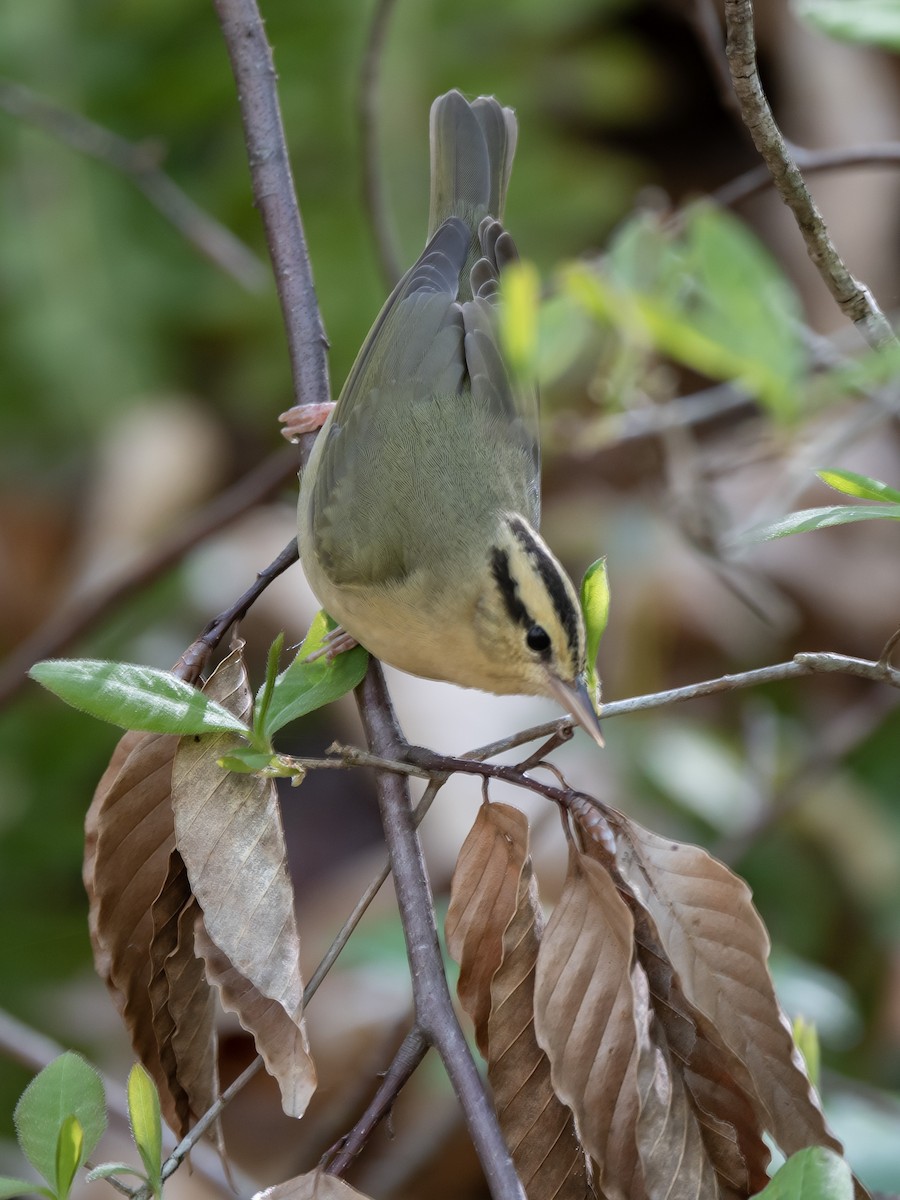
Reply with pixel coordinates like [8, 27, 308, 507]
[427, 89, 517, 239]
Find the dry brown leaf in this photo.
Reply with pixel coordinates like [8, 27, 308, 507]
[255, 1170, 373, 1200]
[534, 845, 645, 1200]
[83, 728, 179, 1127]
[625, 888, 770, 1194]
[446, 802, 531, 1057]
[194, 916, 313, 1119]
[171, 646, 315, 1119]
[614, 817, 842, 1160]
[448, 802, 593, 1199]
[147, 849, 221, 1141]
[632, 965, 721, 1200]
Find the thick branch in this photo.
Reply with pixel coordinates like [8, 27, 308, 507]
[722, 0, 896, 350]
[356, 664, 526, 1200]
[212, 0, 331, 465]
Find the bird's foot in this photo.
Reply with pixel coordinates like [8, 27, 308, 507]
[305, 625, 359, 662]
[279, 401, 335, 443]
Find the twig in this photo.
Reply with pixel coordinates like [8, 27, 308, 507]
[682, 0, 742, 121]
[715, 142, 900, 208]
[325, 1024, 429, 1177]
[1, 449, 300, 705]
[722, 0, 897, 351]
[358, 0, 402, 289]
[0, 78, 266, 291]
[356, 664, 526, 1200]
[212, 0, 332, 468]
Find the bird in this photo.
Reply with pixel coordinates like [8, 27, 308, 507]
[280, 89, 603, 747]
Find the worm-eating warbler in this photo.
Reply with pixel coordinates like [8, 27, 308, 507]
[284, 90, 603, 745]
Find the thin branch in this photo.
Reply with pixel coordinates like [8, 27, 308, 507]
[682, 0, 743, 121]
[356, 663, 526, 1200]
[722, 0, 897, 351]
[325, 1024, 429, 1177]
[715, 142, 900, 208]
[0, 78, 266, 291]
[358, 0, 402, 289]
[212, 0, 332, 466]
[1, 448, 300, 705]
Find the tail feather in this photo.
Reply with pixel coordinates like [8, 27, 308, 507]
[428, 90, 517, 239]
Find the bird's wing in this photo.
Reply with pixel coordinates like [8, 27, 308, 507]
[308, 216, 539, 586]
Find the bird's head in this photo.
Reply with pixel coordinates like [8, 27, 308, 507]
[471, 513, 604, 747]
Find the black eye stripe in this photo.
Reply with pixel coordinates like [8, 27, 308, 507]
[506, 516, 581, 661]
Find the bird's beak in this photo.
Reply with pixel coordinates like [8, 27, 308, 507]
[544, 672, 605, 748]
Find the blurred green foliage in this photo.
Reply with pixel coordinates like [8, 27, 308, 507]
[2, 0, 900, 1190]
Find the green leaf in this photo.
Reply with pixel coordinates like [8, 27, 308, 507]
[743, 502, 900, 542]
[499, 259, 541, 379]
[259, 610, 369, 738]
[126, 1065, 162, 1198]
[603, 206, 805, 418]
[84, 1163, 149, 1183]
[54, 1116, 83, 1200]
[14, 1054, 106, 1191]
[792, 0, 900, 50]
[753, 1146, 853, 1199]
[792, 1016, 821, 1089]
[218, 748, 307, 781]
[817, 468, 900, 504]
[579, 557, 609, 706]
[29, 660, 251, 737]
[0, 1178, 55, 1200]
[253, 632, 285, 740]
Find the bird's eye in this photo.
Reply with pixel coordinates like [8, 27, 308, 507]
[526, 624, 551, 653]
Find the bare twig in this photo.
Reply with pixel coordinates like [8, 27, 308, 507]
[1, 448, 300, 706]
[722, 0, 897, 350]
[0, 78, 266, 291]
[356, 664, 526, 1200]
[715, 142, 900, 208]
[682, 0, 743, 121]
[325, 1024, 429, 1177]
[212, 0, 332, 468]
[358, 0, 402, 288]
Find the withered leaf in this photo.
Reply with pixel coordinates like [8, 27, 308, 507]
[632, 965, 720, 1200]
[255, 1170, 374, 1200]
[446, 802, 531, 1057]
[448, 803, 593, 1199]
[171, 646, 315, 1119]
[84, 728, 179, 1130]
[534, 845, 644, 1200]
[148, 850, 220, 1140]
[614, 817, 842, 1160]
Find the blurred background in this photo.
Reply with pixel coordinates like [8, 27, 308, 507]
[2, 0, 900, 1194]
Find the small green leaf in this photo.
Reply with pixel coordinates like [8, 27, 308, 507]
[792, 0, 900, 50]
[126, 1065, 162, 1197]
[792, 1016, 821, 1089]
[260, 611, 369, 738]
[84, 1163, 149, 1183]
[580, 558, 609, 706]
[253, 633, 285, 739]
[29, 660, 251, 737]
[218, 749, 306, 781]
[54, 1116, 83, 1200]
[743, 502, 900, 542]
[0, 1178, 55, 1199]
[817, 468, 900, 504]
[753, 1146, 853, 1199]
[499, 259, 541, 379]
[14, 1054, 106, 1191]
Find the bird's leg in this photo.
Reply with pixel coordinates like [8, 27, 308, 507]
[305, 625, 360, 662]
[278, 401, 336, 443]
